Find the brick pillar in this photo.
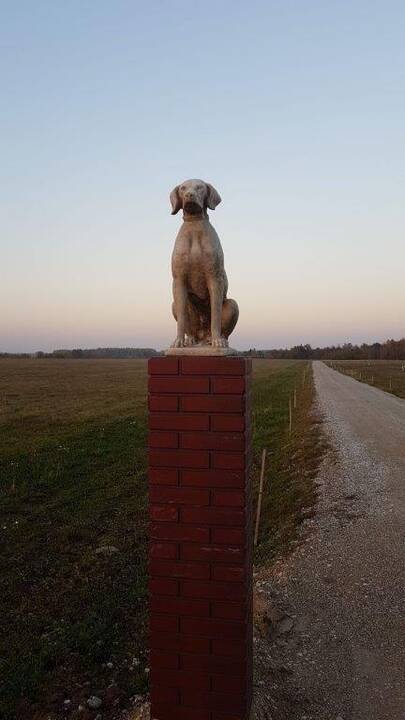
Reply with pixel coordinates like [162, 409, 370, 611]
[148, 356, 253, 720]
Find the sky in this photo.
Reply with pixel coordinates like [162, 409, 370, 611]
[2, 0, 405, 352]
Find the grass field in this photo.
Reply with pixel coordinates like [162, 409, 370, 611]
[0, 359, 324, 720]
[324, 359, 405, 399]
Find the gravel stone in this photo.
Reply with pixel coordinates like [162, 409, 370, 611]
[255, 362, 405, 719]
[87, 696, 102, 710]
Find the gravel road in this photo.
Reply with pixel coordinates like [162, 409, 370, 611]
[254, 361, 405, 720]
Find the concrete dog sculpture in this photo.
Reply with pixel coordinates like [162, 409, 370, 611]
[169, 179, 239, 349]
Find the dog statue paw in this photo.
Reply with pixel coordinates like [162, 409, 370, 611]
[211, 336, 229, 348]
[171, 336, 186, 348]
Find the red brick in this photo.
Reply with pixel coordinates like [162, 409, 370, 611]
[149, 357, 179, 375]
[211, 712, 246, 720]
[150, 649, 179, 670]
[180, 432, 245, 451]
[150, 686, 179, 706]
[151, 668, 210, 690]
[211, 565, 246, 583]
[211, 452, 246, 470]
[151, 523, 209, 543]
[180, 468, 245, 489]
[211, 377, 245, 394]
[152, 704, 210, 720]
[181, 507, 245, 527]
[212, 489, 245, 507]
[149, 430, 178, 448]
[150, 632, 210, 655]
[150, 505, 178, 522]
[150, 560, 210, 580]
[150, 486, 209, 505]
[211, 527, 245, 544]
[179, 653, 246, 676]
[149, 395, 178, 412]
[150, 613, 179, 634]
[150, 542, 177, 560]
[151, 596, 209, 617]
[181, 690, 246, 713]
[210, 414, 245, 432]
[149, 376, 209, 394]
[211, 674, 246, 693]
[149, 449, 210, 469]
[150, 467, 178, 486]
[149, 577, 178, 596]
[211, 601, 246, 620]
[181, 395, 244, 413]
[211, 638, 247, 658]
[181, 544, 245, 564]
[181, 357, 247, 375]
[150, 413, 209, 431]
[180, 580, 245, 601]
[181, 617, 246, 639]
[148, 357, 252, 720]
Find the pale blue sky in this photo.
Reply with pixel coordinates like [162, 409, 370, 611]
[2, 1, 404, 352]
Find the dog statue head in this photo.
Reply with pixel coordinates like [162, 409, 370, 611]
[170, 179, 221, 216]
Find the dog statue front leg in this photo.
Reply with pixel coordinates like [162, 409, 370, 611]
[171, 277, 187, 348]
[209, 282, 228, 348]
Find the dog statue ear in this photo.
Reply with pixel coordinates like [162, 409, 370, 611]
[170, 185, 182, 215]
[205, 183, 221, 210]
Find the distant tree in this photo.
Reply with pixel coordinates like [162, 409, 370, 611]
[3, 338, 405, 362]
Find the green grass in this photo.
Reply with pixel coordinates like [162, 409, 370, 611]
[251, 360, 326, 563]
[0, 358, 324, 719]
[0, 360, 149, 720]
[324, 359, 405, 399]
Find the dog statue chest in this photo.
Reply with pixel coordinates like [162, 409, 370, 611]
[172, 226, 219, 293]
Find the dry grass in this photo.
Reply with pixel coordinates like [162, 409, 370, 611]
[0, 359, 147, 455]
[251, 360, 326, 562]
[324, 359, 405, 399]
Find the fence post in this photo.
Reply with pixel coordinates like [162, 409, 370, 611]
[289, 395, 292, 435]
[254, 448, 267, 547]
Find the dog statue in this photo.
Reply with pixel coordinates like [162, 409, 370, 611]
[169, 179, 239, 349]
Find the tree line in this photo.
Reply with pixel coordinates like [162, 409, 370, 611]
[2, 338, 405, 360]
[0, 347, 161, 359]
[242, 338, 405, 360]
